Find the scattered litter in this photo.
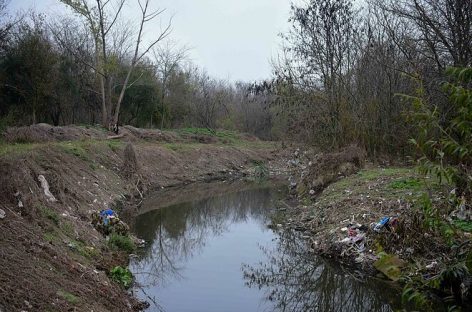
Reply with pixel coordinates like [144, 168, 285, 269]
[0, 209, 5, 219]
[38, 175, 57, 202]
[14, 191, 23, 208]
[425, 261, 438, 270]
[99, 209, 116, 226]
[91, 209, 129, 236]
[372, 217, 390, 232]
[371, 216, 399, 233]
[451, 196, 471, 221]
[133, 238, 146, 248]
[355, 254, 365, 263]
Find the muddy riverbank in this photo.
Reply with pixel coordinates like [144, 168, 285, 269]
[0, 126, 281, 311]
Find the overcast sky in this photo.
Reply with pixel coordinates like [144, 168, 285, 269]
[8, 0, 294, 82]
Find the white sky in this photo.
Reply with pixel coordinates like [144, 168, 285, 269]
[8, 0, 295, 82]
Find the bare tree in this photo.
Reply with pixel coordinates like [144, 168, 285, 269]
[378, 0, 472, 69]
[59, 0, 171, 129]
[278, 0, 358, 147]
[151, 41, 189, 129]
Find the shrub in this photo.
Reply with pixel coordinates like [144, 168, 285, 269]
[108, 233, 135, 253]
[410, 67, 472, 199]
[40, 206, 60, 226]
[109, 266, 133, 288]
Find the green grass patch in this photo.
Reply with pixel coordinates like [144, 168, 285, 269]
[66, 238, 99, 259]
[452, 219, 472, 232]
[59, 142, 89, 161]
[162, 142, 202, 152]
[56, 290, 80, 304]
[0, 140, 39, 156]
[389, 177, 423, 190]
[108, 233, 136, 253]
[107, 140, 122, 152]
[109, 266, 133, 288]
[252, 160, 269, 179]
[43, 231, 59, 243]
[60, 221, 74, 236]
[40, 206, 60, 226]
[316, 167, 424, 204]
[176, 127, 242, 143]
[177, 127, 234, 137]
[356, 167, 413, 181]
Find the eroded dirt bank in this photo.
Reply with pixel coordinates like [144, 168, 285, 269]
[0, 126, 279, 311]
[274, 146, 472, 310]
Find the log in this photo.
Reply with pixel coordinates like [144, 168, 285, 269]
[106, 134, 125, 140]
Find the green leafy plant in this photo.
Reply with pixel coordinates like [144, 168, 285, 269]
[109, 266, 133, 288]
[409, 67, 472, 198]
[401, 68, 472, 309]
[56, 290, 80, 304]
[418, 194, 455, 244]
[389, 177, 422, 190]
[253, 160, 269, 179]
[108, 233, 136, 253]
[40, 206, 60, 226]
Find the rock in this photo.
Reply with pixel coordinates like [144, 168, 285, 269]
[0, 209, 5, 219]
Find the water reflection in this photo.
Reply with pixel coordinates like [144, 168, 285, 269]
[242, 229, 402, 312]
[130, 184, 403, 312]
[130, 185, 280, 311]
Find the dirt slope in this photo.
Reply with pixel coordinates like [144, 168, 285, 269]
[0, 127, 277, 311]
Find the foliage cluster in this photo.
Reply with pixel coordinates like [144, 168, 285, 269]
[109, 266, 133, 288]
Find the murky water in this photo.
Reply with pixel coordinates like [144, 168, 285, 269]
[130, 182, 402, 312]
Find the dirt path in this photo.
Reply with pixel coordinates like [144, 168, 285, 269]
[0, 126, 280, 311]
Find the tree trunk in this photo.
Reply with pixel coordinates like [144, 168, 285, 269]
[112, 69, 133, 126]
[100, 75, 108, 127]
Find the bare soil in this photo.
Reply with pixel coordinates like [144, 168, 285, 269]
[0, 125, 279, 311]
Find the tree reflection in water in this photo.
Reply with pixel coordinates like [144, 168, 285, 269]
[130, 186, 276, 288]
[242, 230, 403, 312]
[130, 185, 403, 312]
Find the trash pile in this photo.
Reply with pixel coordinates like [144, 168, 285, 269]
[91, 208, 130, 236]
[337, 216, 400, 264]
[338, 222, 368, 263]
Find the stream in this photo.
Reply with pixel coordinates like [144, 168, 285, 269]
[129, 182, 403, 312]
